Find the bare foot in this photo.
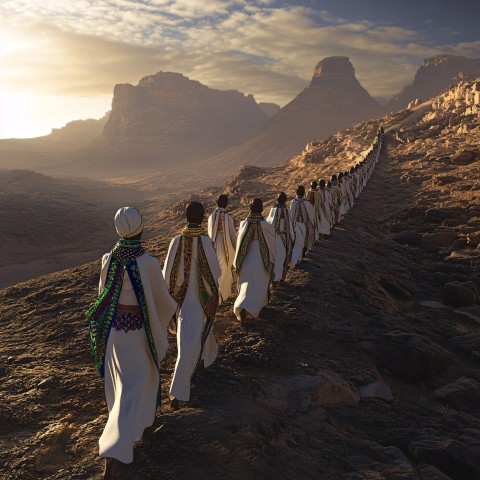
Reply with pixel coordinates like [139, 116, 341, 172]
[170, 397, 180, 410]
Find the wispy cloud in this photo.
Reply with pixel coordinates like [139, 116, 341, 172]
[0, 0, 479, 137]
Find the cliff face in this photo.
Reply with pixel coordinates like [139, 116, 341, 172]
[207, 56, 382, 171]
[389, 54, 480, 109]
[104, 72, 267, 141]
[71, 72, 268, 175]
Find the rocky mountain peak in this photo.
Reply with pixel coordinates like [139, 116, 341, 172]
[389, 54, 480, 109]
[311, 56, 355, 86]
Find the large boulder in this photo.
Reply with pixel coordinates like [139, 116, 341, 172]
[418, 463, 453, 480]
[266, 369, 359, 410]
[442, 280, 480, 307]
[374, 331, 453, 381]
[422, 231, 458, 251]
[433, 377, 480, 409]
[451, 150, 477, 165]
[409, 436, 480, 479]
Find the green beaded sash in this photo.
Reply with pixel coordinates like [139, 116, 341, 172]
[86, 239, 157, 377]
[169, 226, 219, 320]
[235, 214, 273, 275]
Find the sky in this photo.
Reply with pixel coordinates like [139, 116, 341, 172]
[1, 0, 479, 139]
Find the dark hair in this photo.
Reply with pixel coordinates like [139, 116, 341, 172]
[250, 198, 263, 213]
[319, 179, 326, 188]
[277, 192, 287, 205]
[296, 185, 305, 197]
[186, 201, 205, 224]
[311, 180, 318, 189]
[338, 172, 343, 179]
[350, 167, 355, 173]
[331, 174, 337, 181]
[217, 194, 228, 208]
[327, 181, 332, 187]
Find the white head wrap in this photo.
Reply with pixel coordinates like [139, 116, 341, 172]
[114, 207, 144, 238]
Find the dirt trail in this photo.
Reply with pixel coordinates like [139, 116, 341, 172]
[2, 129, 479, 480]
[1, 78, 480, 479]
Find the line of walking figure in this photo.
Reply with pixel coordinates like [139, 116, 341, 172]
[87, 127, 385, 478]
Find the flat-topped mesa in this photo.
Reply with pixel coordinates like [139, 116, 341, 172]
[310, 56, 356, 86]
[389, 54, 480, 109]
[103, 71, 266, 143]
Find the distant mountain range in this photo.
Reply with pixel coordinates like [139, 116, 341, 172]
[1, 54, 479, 177]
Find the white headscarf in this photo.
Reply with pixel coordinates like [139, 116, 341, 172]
[114, 207, 144, 238]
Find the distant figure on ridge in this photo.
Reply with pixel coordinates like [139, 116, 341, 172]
[266, 192, 295, 284]
[207, 194, 237, 304]
[86, 207, 177, 478]
[163, 202, 221, 409]
[233, 198, 275, 326]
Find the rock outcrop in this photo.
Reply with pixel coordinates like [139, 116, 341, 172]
[104, 72, 266, 142]
[68, 72, 267, 175]
[389, 55, 480, 109]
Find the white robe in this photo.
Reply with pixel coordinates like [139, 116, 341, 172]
[290, 197, 316, 256]
[98, 252, 177, 464]
[306, 190, 320, 241]
[339, 182, 349, 216]
[316, 189, 332, 236]
[266, 206, 295, 281]
[233, 219, 276, 320]
[207, 208, 237, 304]
[329, 185, 341, 224]
[291, 222, 306, 266]
[163, 235, 221, 402]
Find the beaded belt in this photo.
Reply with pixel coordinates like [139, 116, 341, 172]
[112, 304, 143, 333]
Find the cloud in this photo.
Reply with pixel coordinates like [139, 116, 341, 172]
[0, 0, 479, 137]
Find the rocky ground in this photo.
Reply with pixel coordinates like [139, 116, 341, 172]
[0, 80, 479, 480]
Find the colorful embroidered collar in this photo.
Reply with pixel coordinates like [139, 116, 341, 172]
[181, 223, 206, 237]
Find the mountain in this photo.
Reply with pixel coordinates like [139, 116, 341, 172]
[389, 54, 480, 109]
[206, 56, 382, 172]
[67, 72, 269, 176]
[0, 116, 108, 170]
[258, 102, 281, 117]
[2, 76, 480, 479]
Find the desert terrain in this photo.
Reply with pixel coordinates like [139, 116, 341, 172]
[1, 78, 479, 479]
[1, 55, 478, 289]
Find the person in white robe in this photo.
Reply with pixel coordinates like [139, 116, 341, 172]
[163, 202, 221, 408]
[329, 175, 342, 225]
[307, 181, 320, 241]
[266, 192, 295, 283]
[290, 185, 316, 263]
[316, 179, 332, 237]
[233, 198, 275, 326]
[338, 172, 349, 218]
[344, 170, 355, 208]
[326, 181, 336, 228]
[87, 207, 177, 478]
[207, 194, 237, 304]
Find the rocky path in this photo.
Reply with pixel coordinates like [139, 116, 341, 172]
[1, 122, 479, 479]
